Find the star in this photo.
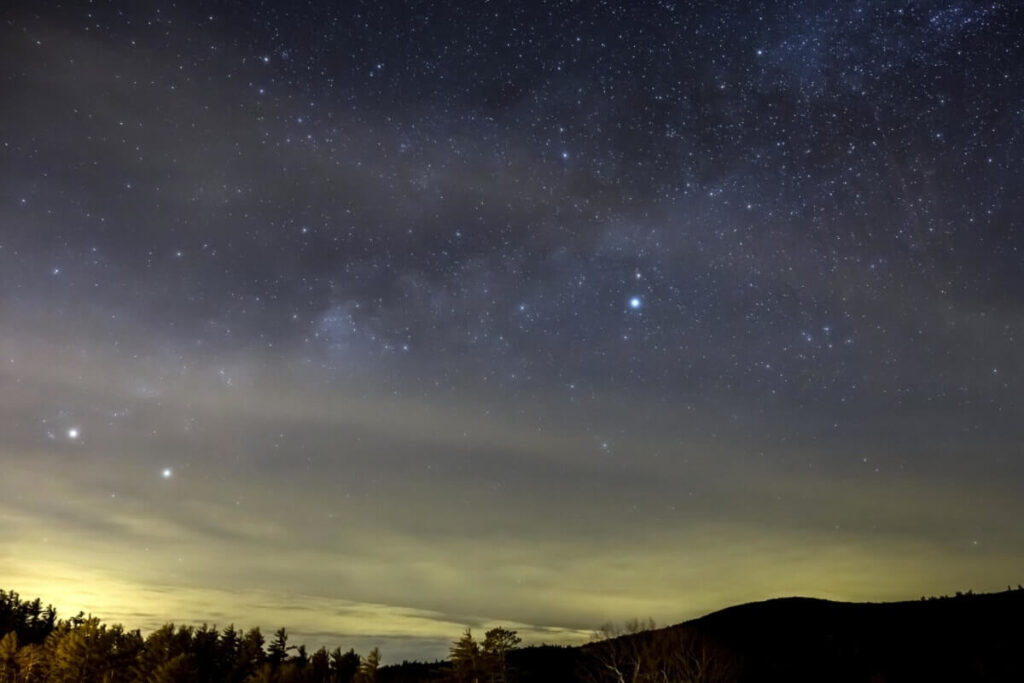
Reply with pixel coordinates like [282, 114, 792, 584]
[2, 0, 1020, 664]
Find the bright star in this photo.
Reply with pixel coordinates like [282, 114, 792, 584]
[629, 297, 642, 309]
[162, 468, 173, 479]
[67, 427, 80, 440]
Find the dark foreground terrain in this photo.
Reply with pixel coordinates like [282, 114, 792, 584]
[3, 587, 1022, 681]
[382, 588, 1024, 683]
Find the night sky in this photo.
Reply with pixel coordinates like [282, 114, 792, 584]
[2, 0, 1023, 662]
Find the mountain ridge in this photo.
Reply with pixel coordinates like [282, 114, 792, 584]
[385, 588, 1024, 682]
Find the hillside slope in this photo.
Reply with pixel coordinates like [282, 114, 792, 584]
[381, 589, 1024, 682]
[687, 590, 1024, 682]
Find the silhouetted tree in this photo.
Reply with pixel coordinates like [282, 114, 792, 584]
[46, 617, 123, 683]
[190, 623, 223, 681]
[135, 623, 192, 679]
[331, 647, 361, 683]
[0, 591, 56, 647]
[358, 646, 381, 683]
[269, 627, 293, 668]
[451, 629, 481, 683]
[235, 626, 267, 681]
[311, 646, 331, 682]
[0, 588, 398, 683]
[220, 624, 242, 679]
[481, 627, 521, 683]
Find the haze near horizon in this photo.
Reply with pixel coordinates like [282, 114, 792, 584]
[2, 0, 1022, 662]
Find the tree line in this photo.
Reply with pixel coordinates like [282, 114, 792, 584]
[0, 586, 748, 682]
[0, 589, 536, 683]
[0, 589, 378, 682]
[447, 626, 521, 683]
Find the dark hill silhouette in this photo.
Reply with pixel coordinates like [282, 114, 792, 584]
[684, 590, 1024, 682]
[380, 588, 1024, 682]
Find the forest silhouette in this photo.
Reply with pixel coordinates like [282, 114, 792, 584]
[2, 587, 1023, 682]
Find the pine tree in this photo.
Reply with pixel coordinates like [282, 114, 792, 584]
[331, 647, 360, 683]
[268, 627, 292, 667]
[219, 623, 241, 679]
[235, 627, 266, 681]
[450, 629, 481, 683]
[48, 618, 115, 683]
[481, 627, 521, 683]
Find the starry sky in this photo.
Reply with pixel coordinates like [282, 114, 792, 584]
[2, 0, 1023, 663]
